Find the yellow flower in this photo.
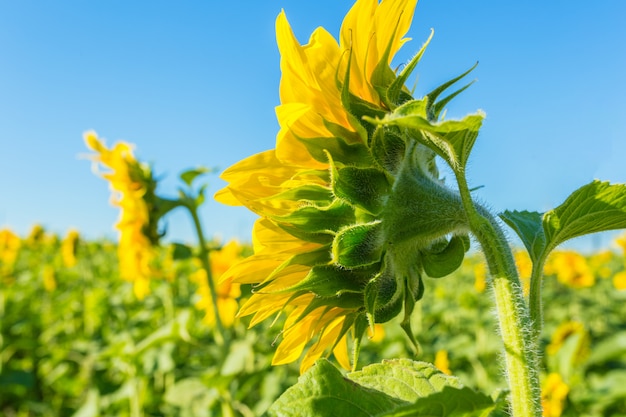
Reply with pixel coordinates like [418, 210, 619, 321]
[84, 131, 160, 299]
[366, 323, 385, 343]
[541, 373, 569, 417]
[546, 321, 589, 363]
[216, 0, 434, 371]
[473, 261, 487, 293]
[615, 233, 626, 255]
[217, 0, 475, 372]
[434, 350, 451, 375]
[514, 250, 532, 295]
[191, 240, 243, 328]
[0, 228, 21, 275]
[545, 250, 594, 289]
[42, 265, 57, 292]
[613, 270, 626, 290]
[587, 250, 614, 279]
[26, 224, 46, 247]
[61, 229, 80, 268]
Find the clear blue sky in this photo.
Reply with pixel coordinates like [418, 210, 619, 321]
[1, 1, 625, 251]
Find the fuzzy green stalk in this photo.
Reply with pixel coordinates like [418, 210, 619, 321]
[185, 202, 227, 346]
[528, 258, 548, 341]
[455, 168, 542, 417]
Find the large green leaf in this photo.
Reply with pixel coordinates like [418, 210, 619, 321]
[501, 180, 626, 263]
[499, 210, 545, 262]
[266, 359, 403, 417]
[348, 359, 462, 401]
[266, 359, 495, 417]
[543, 180, 626, 251]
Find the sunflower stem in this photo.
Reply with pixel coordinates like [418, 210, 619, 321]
[529, 257, 547, 341]
[455, 169, 542, 417]
[185, 202, 227, 346]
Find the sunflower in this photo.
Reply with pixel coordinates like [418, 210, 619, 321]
[61, 228, 80, 268]
[85, 131, 161, 299]
[0, 228, 21, 276]
[217, 0, 478, 372]
[191, 240, 244, 328]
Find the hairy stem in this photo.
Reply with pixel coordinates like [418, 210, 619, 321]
[456, 169, 541, 417]
[529, 257, 547, 341]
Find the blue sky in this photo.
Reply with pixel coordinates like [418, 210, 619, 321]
[1, 1, 625, 251]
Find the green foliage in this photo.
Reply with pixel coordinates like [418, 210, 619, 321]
[501, 180, 626, 264]
[2, 233, 626, 416]
[267, 359, 495, 417]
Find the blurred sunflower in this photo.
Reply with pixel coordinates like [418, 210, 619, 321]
[217, 0, 479, 372]
[0, 228, 21, 276]
[84, 131, 161, 300]
[546, 321, 589, 363]
[61, 229, 80, 268]
[544, 250, 594, 289]
[541, 373, 569, 417]
[191, 240, 244, 328]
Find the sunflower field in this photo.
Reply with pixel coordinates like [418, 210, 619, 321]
[2, 226, 626, 416]
[2, 0, 626, 416]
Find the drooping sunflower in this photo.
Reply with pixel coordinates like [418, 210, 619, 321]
[85, 131, 161, 299]
[217, 0, 479, 372]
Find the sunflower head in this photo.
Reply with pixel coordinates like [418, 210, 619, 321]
[217, 0, 480, 372]
[84, 131, 164, 299]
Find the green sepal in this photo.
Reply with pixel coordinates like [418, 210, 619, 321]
[400, 273, 424, 355]
[371, 255, 407, 324]
[364, 278, 380, 330]
[421, 235, 468, 278]
[284, 265, 369, 298]
[331, 160, 391, 215]
[425, 62, 478, 121]
[368, 108, 484, 172]
[371, 40, 399, 109]
[387, 29, 434, 107]
[371, 126, 406, 174]
[263, 184, 334, 207]
[275, 200, 355, 234]
[278, 223, 334, 246]
[298, 135, 372, 168]
[258, 245, 333, 287]
[351, 313, 370, 371]
[333, 221, 385, 268]
[432, 80, 476, 121]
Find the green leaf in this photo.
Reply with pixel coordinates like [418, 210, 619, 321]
[499, 210, 546, 262]
[267, 359, 495, 417]
[502, 181, 626, 263]
[349, 359, 462, 401]
[543, 180, 626, 253]
[170, 242, 193, 260]
[180, 166, 213, 187]
[266, 359, 405, 417]
[422, 235, 468, 278]
[333, 221, 385, 268]
[379, 386, 496, 417]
